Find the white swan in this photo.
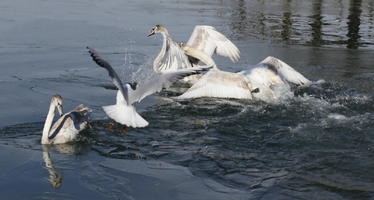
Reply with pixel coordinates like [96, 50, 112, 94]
[148, 25, 240, 73]
[178, 56, 311, 102]
[147, 25, 309, 101]
[41, 95, 89, 144]
[87, 47, 212, 128]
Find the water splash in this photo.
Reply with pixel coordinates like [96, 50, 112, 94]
[1, 80, 374, 198]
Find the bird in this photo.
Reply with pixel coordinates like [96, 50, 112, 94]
[41, 95, 90, 144]
[147, 24, 309, 101]
[177, 56, 311, 102]
[148, 25, 240, 74]
[87, 47, 212, 128]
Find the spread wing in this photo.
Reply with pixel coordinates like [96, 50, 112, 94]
[153, 37, 192, 73]
[258, 56, 311, 85]
[186, 25, 240, 62]
[128, 65, 212, 104]
[177, 70, 254, 99]
[181, 45, 216, 67]
[87, 47, 129, 104]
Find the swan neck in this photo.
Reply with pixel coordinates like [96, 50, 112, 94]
[160, 33, 169, 54]
[161, 33, 168, 53]
[161, 29, 169, 36]
[154, 32, 169, 71]
[41, 102, 56, 144]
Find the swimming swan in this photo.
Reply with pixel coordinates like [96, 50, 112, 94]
[41, 95, 89, 144]
[87, 47, 212, 128]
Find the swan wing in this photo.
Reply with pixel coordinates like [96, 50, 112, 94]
[87, 47, 129, 104]
[259, 56, 310, 85]
[48, 115, 69, 140]
[181, 45, 216, 67]
[153, 37, 192, 72]
[177, 70, 253, 99]
[69, 105, 89, 130]
[48, 107, 89, 140]
[186, 25, 240, 62]
[128, 66, 212, 104]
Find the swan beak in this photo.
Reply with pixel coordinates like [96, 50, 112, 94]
[57, 105, 63, 117]
[147, 31, 155, 37]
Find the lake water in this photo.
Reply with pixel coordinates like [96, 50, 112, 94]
[0, 0, 374, 199]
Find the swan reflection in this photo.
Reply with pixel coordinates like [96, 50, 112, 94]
[42, 144, 90, 188]
[42, 145, 62, 188]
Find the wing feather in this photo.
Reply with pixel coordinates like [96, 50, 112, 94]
[154, 37, 192, 72]
[87, 47, 130, 104]
[181, 45, 216, 67]
[177, 70, 253, 99]
[48, 115, 71, 140]
[186, 25, 240, 62]
[259, 56, 311, 85]
[128, 66, 212, 104]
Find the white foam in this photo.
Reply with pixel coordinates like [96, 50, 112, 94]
[327, 113, 347, 120]
[289, 123, 307, 133]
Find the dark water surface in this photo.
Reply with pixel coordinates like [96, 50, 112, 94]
[1, 0, 374, 199]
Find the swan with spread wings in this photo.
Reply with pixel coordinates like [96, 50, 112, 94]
[147, 25, 310, 101]
[177, 56, 311, 101]
[148, 25, 240, 73]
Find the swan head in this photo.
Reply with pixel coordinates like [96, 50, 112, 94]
[51, 95, 63, 116]
[147, 25, 168, 37]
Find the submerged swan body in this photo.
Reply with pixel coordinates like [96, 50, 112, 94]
[87, 47, 212, 128]
[148, 25, 240, 73]
[178, 56, 310, 102]
[41, 95, 89, 144]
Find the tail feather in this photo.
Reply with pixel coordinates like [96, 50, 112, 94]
[102, 104, 149, 128]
